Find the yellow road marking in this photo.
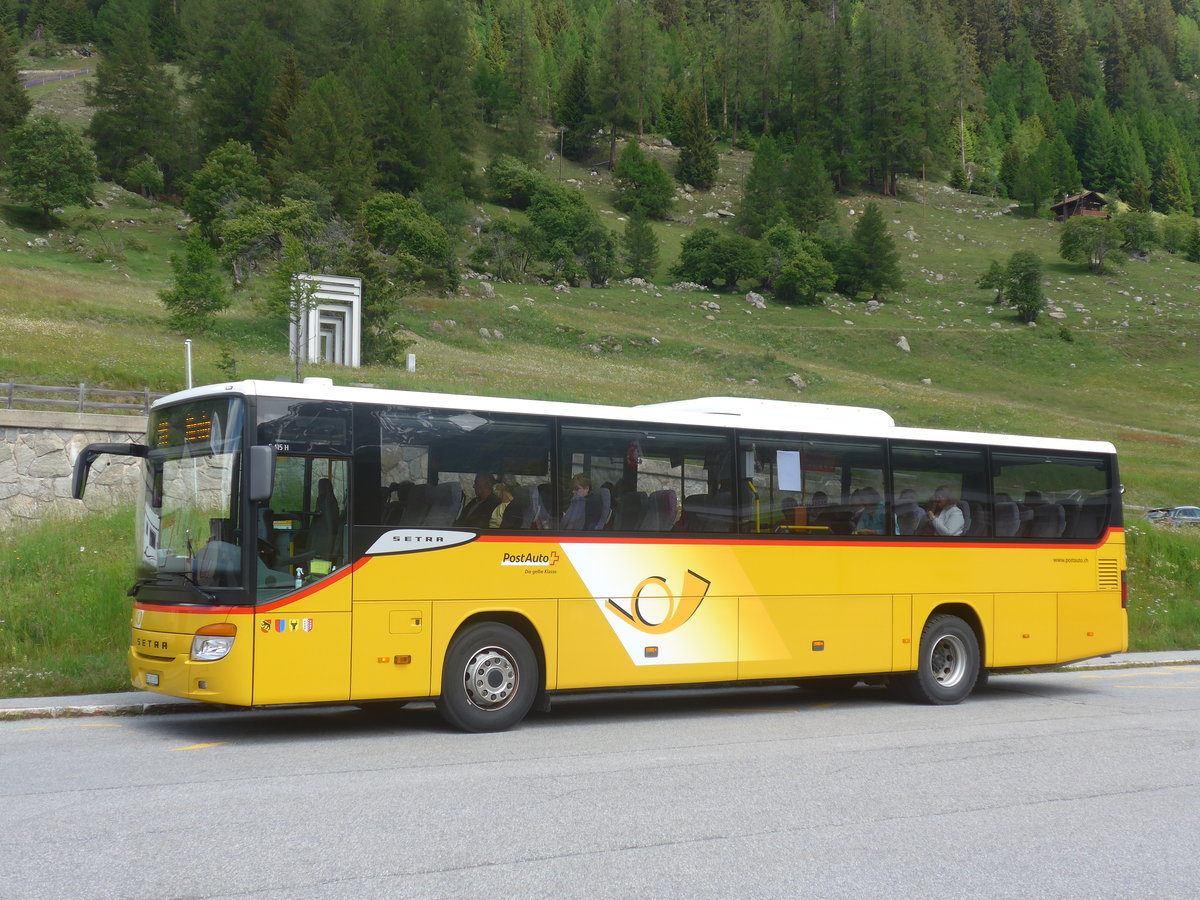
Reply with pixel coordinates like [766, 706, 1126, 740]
[169, 742, 228, 751]
[1078, 672, 1155, 679]
[18, 722, 122, 732]
[1113, 685, 1199, 690]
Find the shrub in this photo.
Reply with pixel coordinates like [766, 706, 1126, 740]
[486, 155, 546, 209]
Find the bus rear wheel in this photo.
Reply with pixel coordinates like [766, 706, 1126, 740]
[890, 614, 979, 705]
[436, 622, 538, 732]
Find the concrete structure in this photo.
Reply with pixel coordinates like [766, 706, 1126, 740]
[0, 409, 146, 531]
[288, 274, 363, 368]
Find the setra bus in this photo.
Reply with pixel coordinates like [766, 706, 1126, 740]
[74, 379, 1127, 731]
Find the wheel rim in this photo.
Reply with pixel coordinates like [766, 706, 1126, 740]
[462, 645, 519, 711]
[928, 633, 968, 689]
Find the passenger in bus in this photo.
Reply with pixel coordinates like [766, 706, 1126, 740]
[490, 478, 524, 529]
[561, 473, 600, 529]
[926, 485, 965, 536]
[455, 472, 499, 528]
[895, 489, 923, 535]
[807, 491, 829, 527]
[853, 486, 885, 534]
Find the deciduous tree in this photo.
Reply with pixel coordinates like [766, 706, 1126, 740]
[184, 141, 271, 241]
[1059, 215, 1122, 272]
[1005, 250, 1044, 323]
[5, 115, 96, 224]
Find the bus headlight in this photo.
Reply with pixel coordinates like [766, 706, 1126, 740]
[191, 623, 236, 661]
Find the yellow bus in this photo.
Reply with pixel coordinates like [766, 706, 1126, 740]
[74, 380, 1127, 731]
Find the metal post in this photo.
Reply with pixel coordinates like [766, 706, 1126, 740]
[184, 339, 193, 390]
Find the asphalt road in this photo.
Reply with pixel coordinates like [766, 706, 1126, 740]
[2, 667, 1198, 900]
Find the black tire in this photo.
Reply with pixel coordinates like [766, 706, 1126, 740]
[435, 622, 538, 732]
[891, 614, 979, 705]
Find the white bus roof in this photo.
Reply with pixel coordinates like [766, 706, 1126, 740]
[158, 379, 1118, 456]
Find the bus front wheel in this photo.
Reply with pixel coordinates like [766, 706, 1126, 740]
[436, 622, 538, 732]
[890, 614, 979, 705]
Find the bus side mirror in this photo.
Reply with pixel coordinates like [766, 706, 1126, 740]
[248, 445, 276, 503]
[72, 443, 148, 500]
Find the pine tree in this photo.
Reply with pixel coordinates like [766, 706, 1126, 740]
[621, 212, 660, 279]
[1156, 152, 1193, 214]
[499, 0, 546, 166]
[342, 216, 412, 366]
[86, 16, 187, 187]
[854, 0, 922, 195]
[193, 20, 280, 154]
[785, 142, 835, 232]
[159, 228, 229, 333]
[285, 73, 375, 216]
[1046, 131, 1082, 198]
[739, 134, 788, 238]
[556, 55, 595, 162]
[612, 139, 673, 219]
[0, 25, 26, 141]
[675, 86, 717, 189]
[593, 0, 639, 167]
[1077, 101, 1114, 190]
[1183, 222, 1200, 264]
[261, 47, 305, 194]
[844, 202, 902, 301]
[1128, 176, 1151, 212]
[1013, 140, 1054, 213]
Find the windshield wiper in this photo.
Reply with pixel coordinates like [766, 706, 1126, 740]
[127, 574, 216, 604]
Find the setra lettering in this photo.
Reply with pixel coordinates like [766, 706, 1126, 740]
[395, 534, 445, 544]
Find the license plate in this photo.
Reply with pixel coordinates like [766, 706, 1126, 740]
[145, 673, 160, 686]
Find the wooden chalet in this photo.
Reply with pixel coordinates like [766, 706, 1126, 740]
[1051, 191, 1108, 222]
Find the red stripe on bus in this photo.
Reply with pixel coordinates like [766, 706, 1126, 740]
[473, 527, 1123, 551]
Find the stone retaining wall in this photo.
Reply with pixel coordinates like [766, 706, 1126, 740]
[0, 409, 147, 531]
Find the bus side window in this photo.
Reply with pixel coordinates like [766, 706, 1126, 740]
[891, 444, 987, 539]
[992, 452, 1111, 540]
[738, 435, 885, 536]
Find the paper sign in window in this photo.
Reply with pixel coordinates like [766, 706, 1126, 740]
[777, 450, 803, 492]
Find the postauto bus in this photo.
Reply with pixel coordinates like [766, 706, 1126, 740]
[74, 379, 1127, 731]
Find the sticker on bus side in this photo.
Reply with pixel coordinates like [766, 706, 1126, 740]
[365, 529, 478, 556]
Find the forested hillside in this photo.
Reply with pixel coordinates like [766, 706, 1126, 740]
[5, 0, 1199, 203]
[1, 1, 1196, 354]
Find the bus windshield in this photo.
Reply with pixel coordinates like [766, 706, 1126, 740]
[139, 397, 246, 592]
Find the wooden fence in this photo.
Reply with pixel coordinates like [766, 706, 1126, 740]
[1, 382, 165, 415]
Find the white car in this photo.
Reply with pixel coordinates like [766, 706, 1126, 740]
[1146, 506, 1200, 527]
